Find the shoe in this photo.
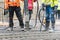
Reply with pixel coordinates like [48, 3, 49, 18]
[48, 29, 54, 33]
[25, 27, 31, 31]
[5, 27, 13, 31]
[42, 29, 47, 31]
[20, 28, 25, 31]
[45, 21, 50, 31]
[10, 27, 13, 31]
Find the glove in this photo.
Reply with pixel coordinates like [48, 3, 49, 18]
[54, 5, 58, 9]
[42, 3, 46, 7]
[42, 4, 44, 7]
[42, 4, 45, 11]
[4, 9, 9, 15]
[53, 5, 58, 14]
[55, 5, 58, 7]
[42, 7, 45, 11]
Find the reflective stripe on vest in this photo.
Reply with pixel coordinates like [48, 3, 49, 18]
[8, 0, 20, 7]
[9, 0, 15, 2]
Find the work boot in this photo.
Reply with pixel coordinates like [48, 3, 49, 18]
[25, 22, 31, 31]
[20, 25, 25, 31]
[10, 27, 13, 31]
[48, 23, 55, 33]
[8, 23, 13, 31]
[5, 26, 13, 31]
[19, 22, 25, 31]
[45, 21, 50, 31]
[52, 23, 55, 31]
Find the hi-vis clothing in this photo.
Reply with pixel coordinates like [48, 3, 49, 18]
[4, 0, 36, 9]
[42, 0, 57, 30]
[4, 0, 9, 9]
[42, 0, 58, 7]
[51, 0, 58, 7]
[57, 0, 60, 10]
[4, 0, 23, 9]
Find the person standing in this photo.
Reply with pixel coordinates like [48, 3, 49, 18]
[28, 0, 37, 21]
[4, 0, 24, 31]
[42, 0, 58, 32]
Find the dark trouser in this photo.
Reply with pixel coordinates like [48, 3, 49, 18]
[9, 6, 24, 28]
[29, 10, 32, 20]
[46, 5, 55, 30]
[57, 10, 60, 19]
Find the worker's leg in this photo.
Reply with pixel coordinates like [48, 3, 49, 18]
[49, 7, 55, 31]
[50, 8, 55, 30]
[9, 6, 14, 31]
[15, 7, 24, 28]
[45, 6, 50, 31]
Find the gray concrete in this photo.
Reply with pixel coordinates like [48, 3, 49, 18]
[0, 19, 59, 40]
[0, 1, 60, 40]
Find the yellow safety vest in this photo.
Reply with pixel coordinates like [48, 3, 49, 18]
[57, 0, 60, 10]
[51, 0, 58, 7]
[42, 0, 58, 7]
[4, 0, 24, 9]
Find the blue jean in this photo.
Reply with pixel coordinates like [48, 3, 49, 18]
[46, 5, 55, 23]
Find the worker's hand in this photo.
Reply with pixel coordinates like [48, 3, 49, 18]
[42, 3, 46, 7]
[54, 5, 58, 11]
[42, 4, 45, 11]
[53, 5, 58, 14]
[42, 7, 44, 11]
[4, 9, 9, 15]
